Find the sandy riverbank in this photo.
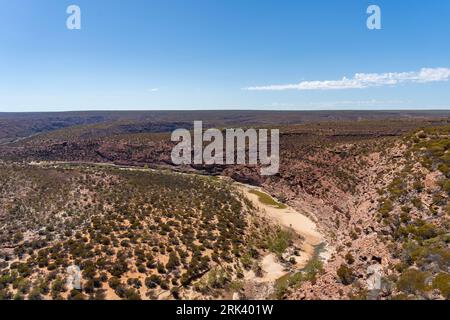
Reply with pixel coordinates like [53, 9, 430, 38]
[236, 183, 325, 283]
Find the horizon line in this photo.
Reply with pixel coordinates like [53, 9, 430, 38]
[1, 108, 450, 114]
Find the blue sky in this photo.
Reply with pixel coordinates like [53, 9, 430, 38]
[0, 0, 449, 111]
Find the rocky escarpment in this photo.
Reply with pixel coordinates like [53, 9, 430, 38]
[1, 118, 448, 300]
[274, 127, 449, 300]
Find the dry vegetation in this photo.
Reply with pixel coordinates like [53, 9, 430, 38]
[0, 163, 284, 300]
[0, 111, 449, 300]
[374, 126, 450, 299]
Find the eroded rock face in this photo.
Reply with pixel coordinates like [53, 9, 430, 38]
[284, 145, 407, 300]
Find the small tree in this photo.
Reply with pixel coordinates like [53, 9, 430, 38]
[397, 268, 429, 295]
[345, 252, 355, 265]
[337, 264, 354, 285]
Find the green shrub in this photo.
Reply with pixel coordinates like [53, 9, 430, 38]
[396, 268, 429, 294]
[267, 229, 293, 256]
[379, 199, 393, 218]
[345, 252, 355, 265]
[437, 163, 449, 176]
[108, 277, 121, 289]
[439, 179, 450, 193]
[28, 287, 43, 300]
[337, 264, 354, 285]
[432, 273, 450, 299]
[274, 282, 287, 300]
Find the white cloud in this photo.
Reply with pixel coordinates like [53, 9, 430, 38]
[309, 99, 409, 107]
[264, 99, 411, 110]
[244, 67, 450, 91]
[148, 88, 159, 92]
